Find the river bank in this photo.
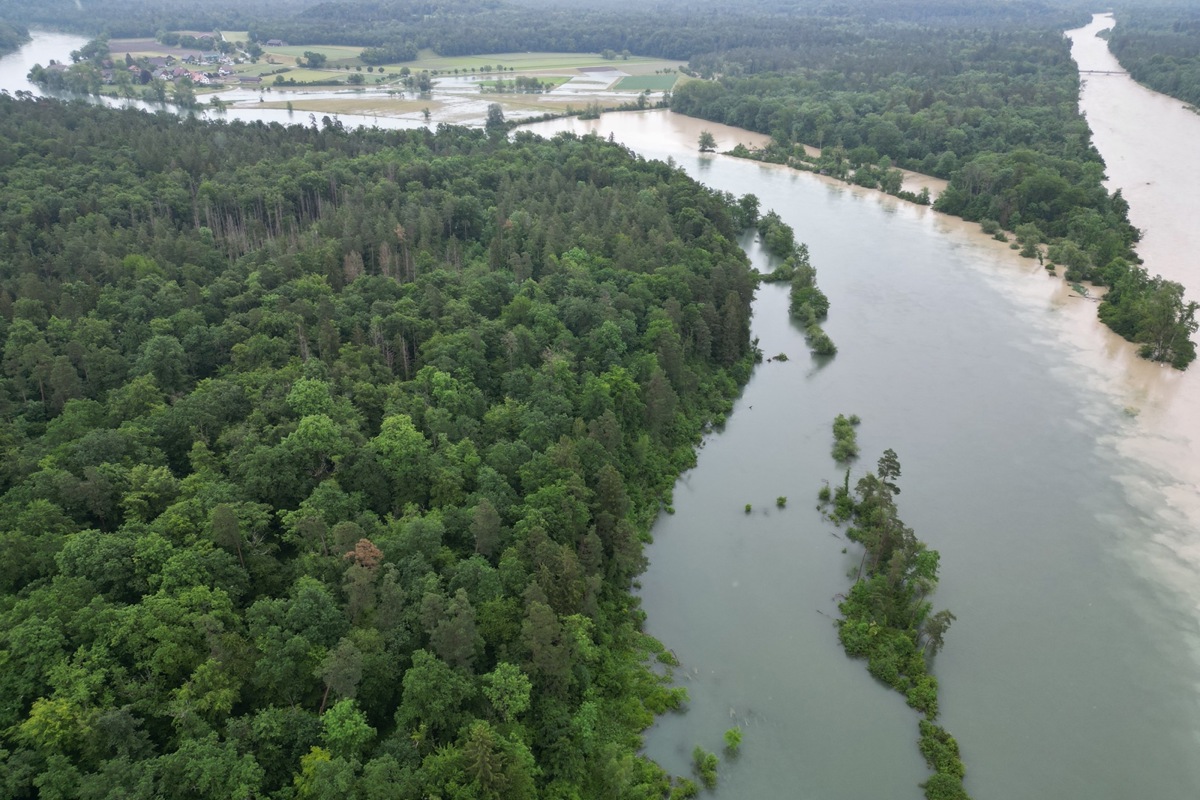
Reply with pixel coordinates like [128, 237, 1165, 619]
[1068, 12, 1200, 641]
[525, 83, 1200, 797]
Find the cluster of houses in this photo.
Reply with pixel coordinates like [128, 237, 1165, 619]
[45, 38, 292, 88]
[69, 51, 265, 87]
[133, 53, 237, 86]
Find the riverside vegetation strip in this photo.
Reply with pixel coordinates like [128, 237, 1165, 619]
[668, 2, 1199, 369]
[752, 208, 836, 357]
[820, 442, 967, 800]
[1108, 4, 1200, 110]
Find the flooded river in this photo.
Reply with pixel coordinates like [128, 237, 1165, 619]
[5, 21, 1200, 799]
[523, 24, 1200, 799]
[1067, 14, 1200, 655]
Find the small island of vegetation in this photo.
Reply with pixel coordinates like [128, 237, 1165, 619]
[821, 442, 968, 800]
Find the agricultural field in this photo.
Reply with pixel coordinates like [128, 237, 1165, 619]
[102, 32, 680, 125]
[477, 76, 573, 90]
[112, 34, 682, 85]
[263, 44, 366, 63]
[260, 67, 367, 83]
[614, 74, 679, 91]
[230, 61, 295, 78]
[108, 38, 201, 59]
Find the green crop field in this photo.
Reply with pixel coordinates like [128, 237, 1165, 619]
[266, 45, 365, 62]
[231, 62, 295, 77]
[614, 74, 679, 91]
[108, 38, 181, 58]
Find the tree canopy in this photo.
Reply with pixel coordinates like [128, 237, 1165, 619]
[822, 445, 968, 800]
[0, 17, 27, 54]
[0, 95, 758, 798]
[1109, 4, 1200, 108]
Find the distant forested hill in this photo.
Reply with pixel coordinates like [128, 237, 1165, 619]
[0, 95, 757, 798]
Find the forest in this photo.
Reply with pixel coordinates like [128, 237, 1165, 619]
[0, 2, 1113, 63]
[0, 95, 760, 798]
[0, 17, 28, 54]
[1109, 3, 1200, 106]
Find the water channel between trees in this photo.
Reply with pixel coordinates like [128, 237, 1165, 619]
[3, 16, 1200, 798]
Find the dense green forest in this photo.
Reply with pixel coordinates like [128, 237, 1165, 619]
[0, 17, 28, 54]
[1109, 3, 1200, 106]
[0, 95, 760, 798]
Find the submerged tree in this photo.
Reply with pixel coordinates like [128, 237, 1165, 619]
[485, 102, 506, 134]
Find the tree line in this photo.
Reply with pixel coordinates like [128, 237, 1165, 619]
[0, 94, 760, 798]
[0, 17, 27, 54]
[1108, 3, 1200, 108]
